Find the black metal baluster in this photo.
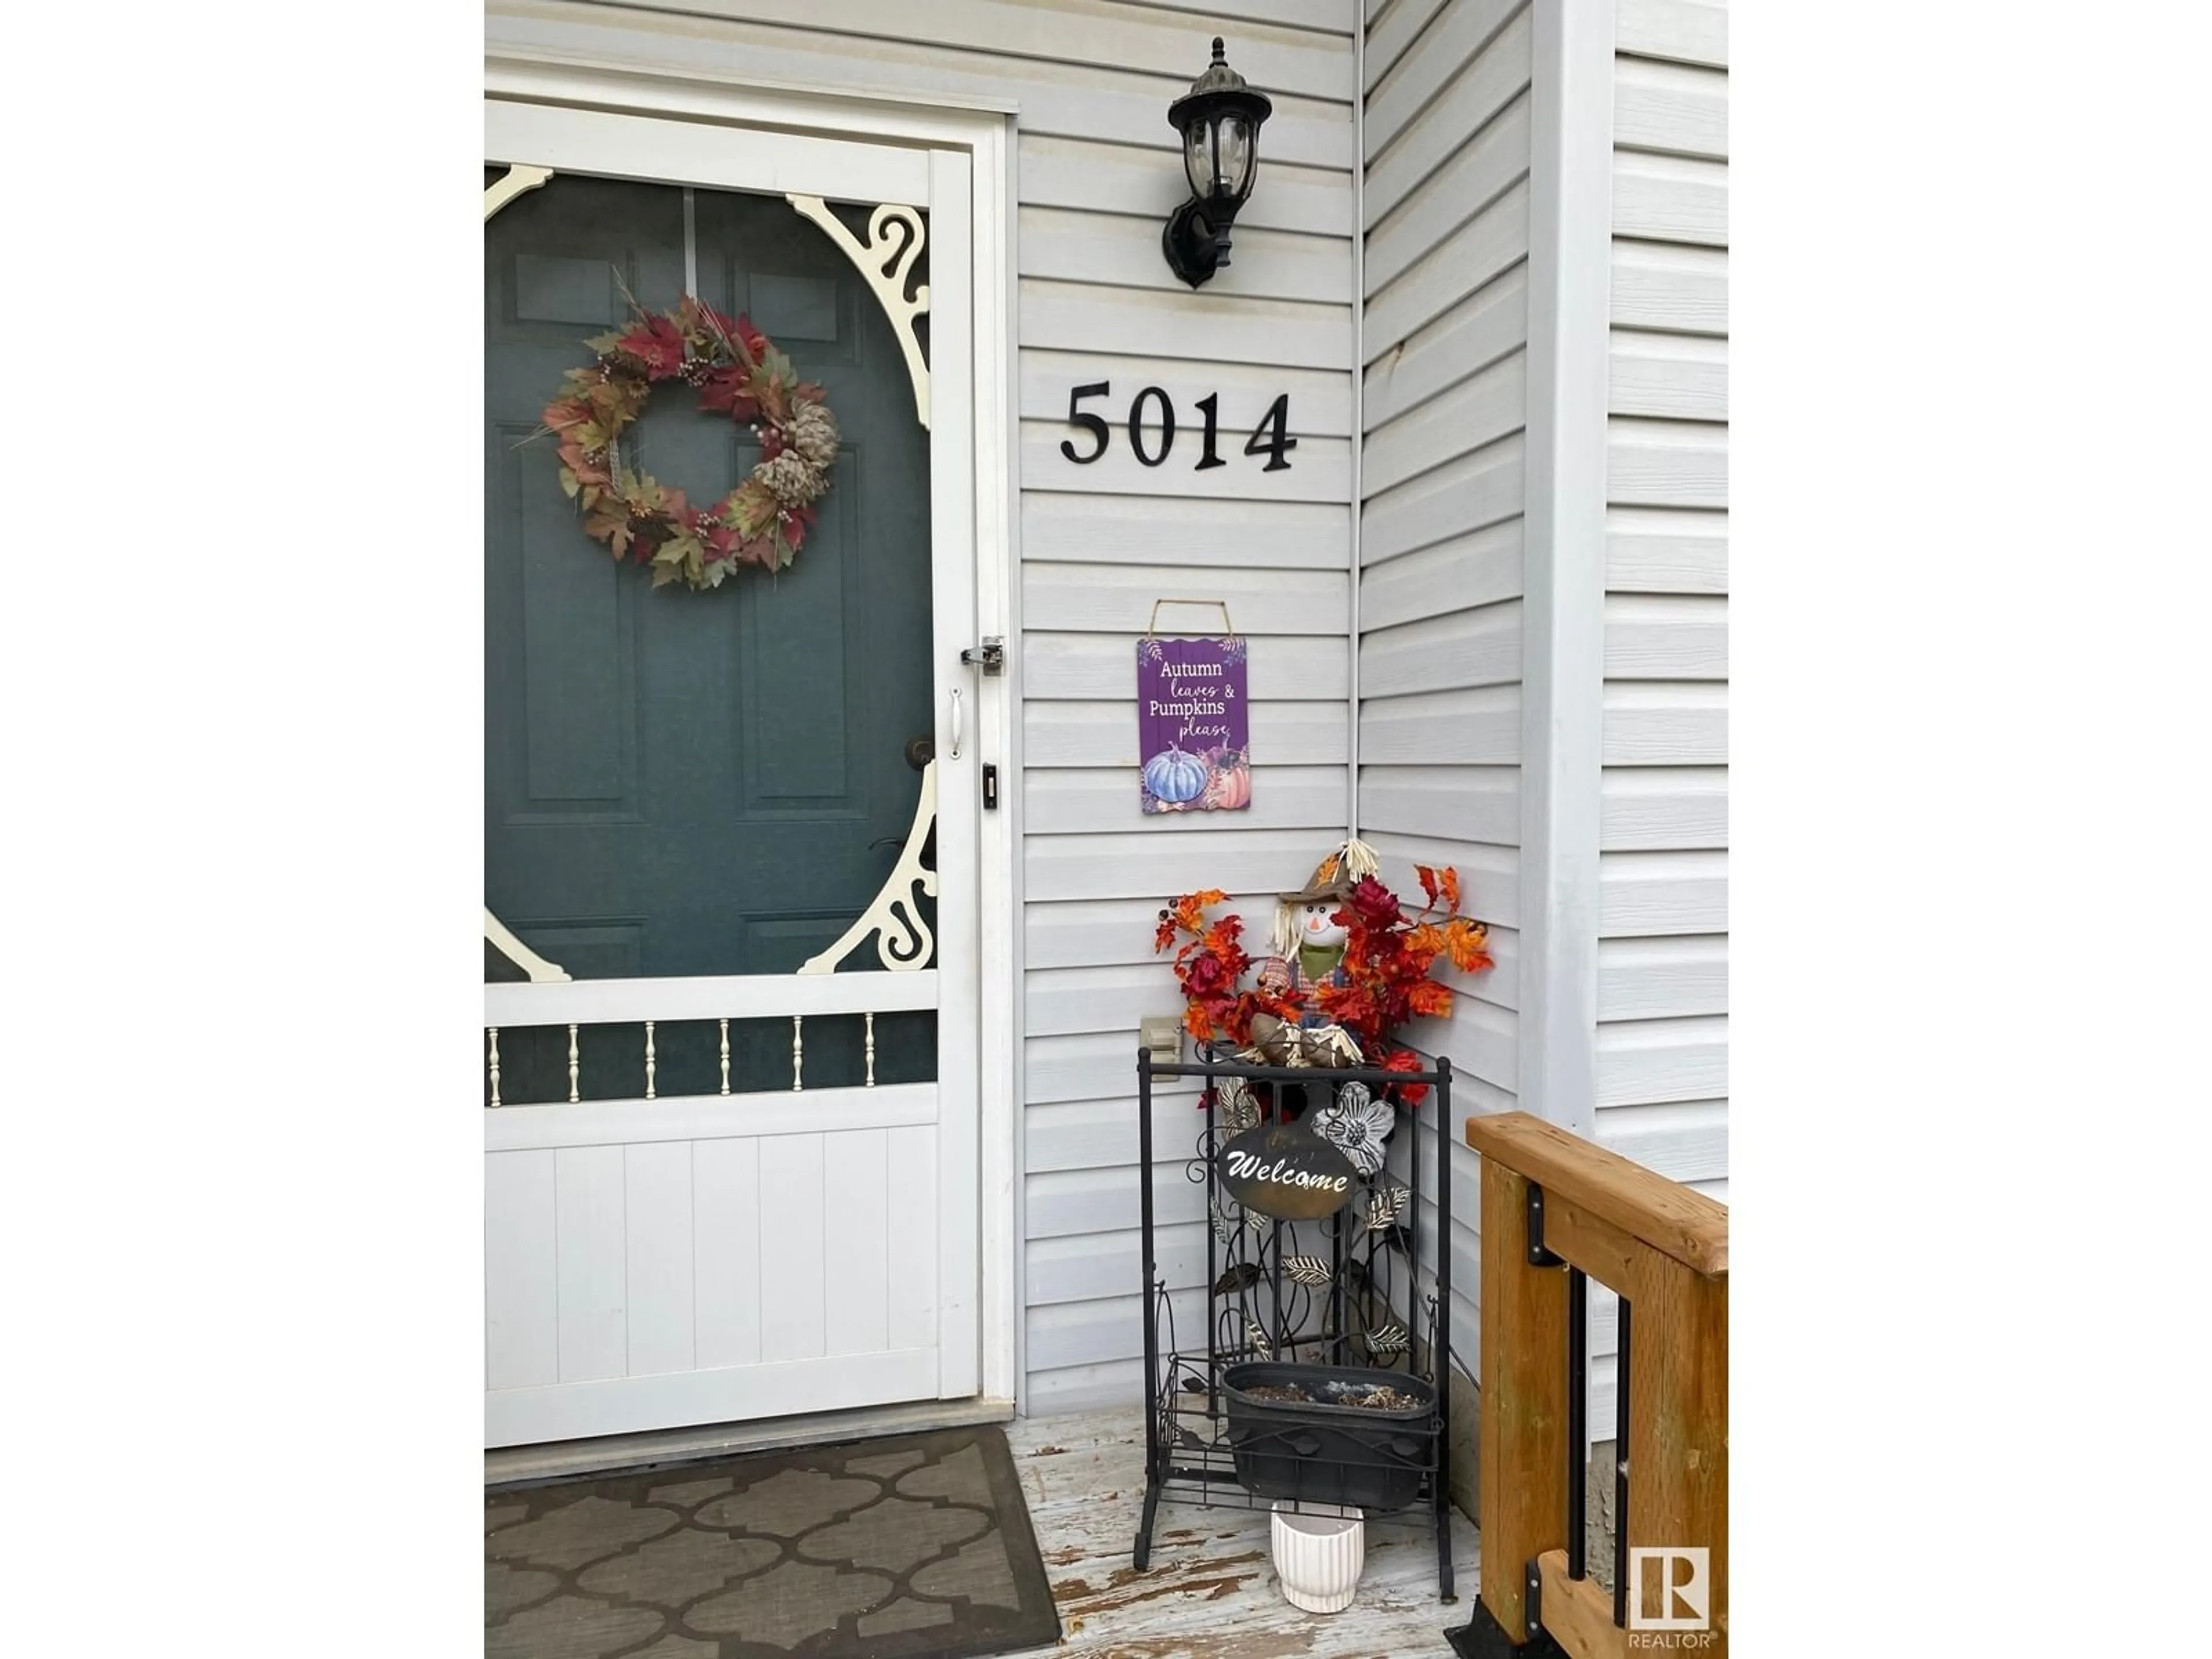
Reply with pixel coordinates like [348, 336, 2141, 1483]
[1139, 1046, 1158, 1485]
[1614, 1295, 1632, 1628]
[1433, 1055, 1455, 1601]
[1568, 1266, 1588, 1581]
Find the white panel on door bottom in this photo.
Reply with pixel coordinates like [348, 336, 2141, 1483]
[486, 1149, 558, 1391]
[555, 1144, 628, 1383]
[692, 1138, 763, 1370]
[624, 1141, 695, 1378]
[757, 1135, 828, 1363]
[821, 1128, 890, 1357]
[886, 1125, 940, 1355]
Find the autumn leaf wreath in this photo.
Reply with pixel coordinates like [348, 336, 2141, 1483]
[537, 296, 840, 590]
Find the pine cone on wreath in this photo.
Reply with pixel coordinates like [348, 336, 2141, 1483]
[758, 451, 827, 509]
[785, 400, 841, 469]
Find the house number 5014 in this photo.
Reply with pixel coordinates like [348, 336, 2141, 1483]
[1058, 382, 1297, 473]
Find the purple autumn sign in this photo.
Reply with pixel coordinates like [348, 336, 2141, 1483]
[1137, 635, 1251, 814]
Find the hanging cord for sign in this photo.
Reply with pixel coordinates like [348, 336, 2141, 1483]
[1146, 598, 1239, 643]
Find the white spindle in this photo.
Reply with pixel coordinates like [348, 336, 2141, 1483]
[567, 1024, 579, 1103]
[791, 1015, 804, 1092]
[865, 1011, 876, 1088]
[719, 1018, 731, 1095]
[645, 1020, 657, 1100]
[487, 1027, 501, 1108]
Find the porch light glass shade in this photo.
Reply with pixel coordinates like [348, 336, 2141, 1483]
[1183, 112, 1256, 203]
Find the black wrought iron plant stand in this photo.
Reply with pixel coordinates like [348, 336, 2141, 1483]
[1133, 1042, 1457, 1600]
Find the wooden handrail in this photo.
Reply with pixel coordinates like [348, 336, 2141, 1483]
[1464, 1110, 1728, 1659]
[1465, 1111, 1729, 1277]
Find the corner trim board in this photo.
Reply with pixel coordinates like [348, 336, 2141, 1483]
[1518, 0, 1615, 1139]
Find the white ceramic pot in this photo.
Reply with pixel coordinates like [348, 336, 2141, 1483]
[1270, 1501, 1366, 1613]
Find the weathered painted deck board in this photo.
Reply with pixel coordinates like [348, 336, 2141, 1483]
[1007, 1407, 1480, 1657]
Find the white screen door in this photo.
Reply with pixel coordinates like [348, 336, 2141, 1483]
[481, 100, 980, 1449]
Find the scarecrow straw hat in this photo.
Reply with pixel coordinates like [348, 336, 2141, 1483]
[1279, 838, 1381, 905]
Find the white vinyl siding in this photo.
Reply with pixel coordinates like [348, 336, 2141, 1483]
[488, 0, 1361, 1418]
[1358, 0, 1534, 1361]
[1590, 0, 1729, 1418]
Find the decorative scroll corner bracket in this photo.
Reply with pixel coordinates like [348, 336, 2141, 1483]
[798, 761, 938, 975]
[787, 194, 931, 430]
[484, 164, 554, 222]
[485, 907, 570, 983]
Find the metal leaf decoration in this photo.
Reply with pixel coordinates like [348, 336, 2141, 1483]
[1214, 1075, 1262, 1134]
[1285, 1253, 1334, 1287]
[1213, 1261, 1262, 1295]
[1366, 1180, 1412, 1232]
[1246, 1210, 1272, 1236]
[1366, 1320, 1409, 1358]
[1211, 1196, 1238, 1244]
[1175, 1425, 1205, 1449]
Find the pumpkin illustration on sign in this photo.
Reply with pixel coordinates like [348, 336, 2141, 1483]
[1138, 635, 1251, 814]
[1203, 745, 1252, 810]
[1143, 745, 1209, 805]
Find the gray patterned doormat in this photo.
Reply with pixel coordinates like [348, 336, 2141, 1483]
[485, 1425, 1062, 1659]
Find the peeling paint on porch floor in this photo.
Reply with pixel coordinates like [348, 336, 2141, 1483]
[1006, 1408, 1479, 1658]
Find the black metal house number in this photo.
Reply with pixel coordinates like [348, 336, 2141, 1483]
[1059, 383, 1296, 474]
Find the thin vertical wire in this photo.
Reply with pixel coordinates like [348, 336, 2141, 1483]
[719, 1018, 731, 1095]
[791, 1016, 804, 1092]
[644, 1020, 657, 1101]
[567, 1025, 579, 1103]
[864, 1012, 876, 1088]
[487, 1028, 501, 1109]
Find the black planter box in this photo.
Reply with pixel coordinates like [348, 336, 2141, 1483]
[1220, 1361, 1440, 1512]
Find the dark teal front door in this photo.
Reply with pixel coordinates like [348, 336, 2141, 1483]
[486, 173, 934, 1096]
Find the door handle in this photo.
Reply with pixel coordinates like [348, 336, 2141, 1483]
[949, 687, 964, 760]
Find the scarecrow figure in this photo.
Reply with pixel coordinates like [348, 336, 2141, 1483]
[1244, 839, 1378, 1068]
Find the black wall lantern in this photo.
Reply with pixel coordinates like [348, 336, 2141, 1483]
[1163, 37, 1274, 289]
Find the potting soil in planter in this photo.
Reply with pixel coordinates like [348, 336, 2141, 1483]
[1221, 1361, 1439, 1512]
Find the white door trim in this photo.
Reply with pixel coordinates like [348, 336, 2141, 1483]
[483, 62, 1021, 1415]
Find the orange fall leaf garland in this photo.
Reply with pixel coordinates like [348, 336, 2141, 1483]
[1152, 865, 1493, 1098]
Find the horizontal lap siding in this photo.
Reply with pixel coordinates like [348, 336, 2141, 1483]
[1010, 1, 1362, 1415]
[1359, 0, 1533, 1366]
[491, 0, 1360, 1419]
[1595, 5, 1727, 1388]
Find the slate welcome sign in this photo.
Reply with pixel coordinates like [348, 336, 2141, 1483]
[1218, 1122, 1361, 1221]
